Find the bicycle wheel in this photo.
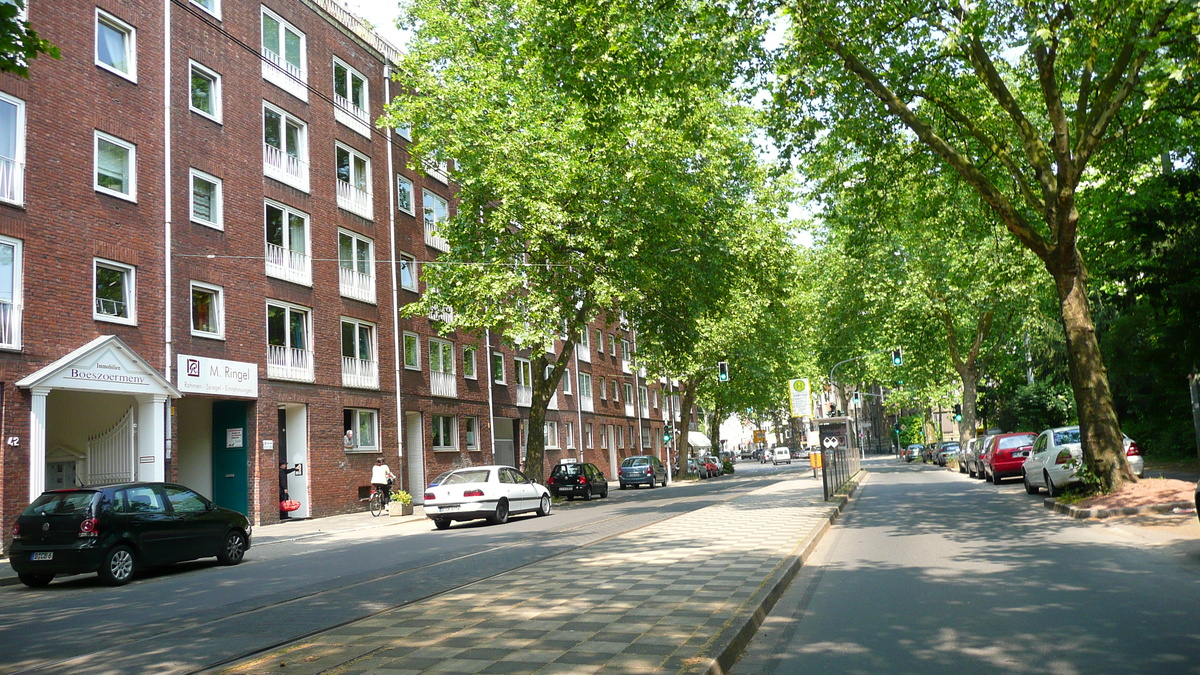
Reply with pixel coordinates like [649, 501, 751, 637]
[369, 492, 384, 517]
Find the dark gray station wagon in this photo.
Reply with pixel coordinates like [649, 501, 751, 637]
[9, 482, 252, 587]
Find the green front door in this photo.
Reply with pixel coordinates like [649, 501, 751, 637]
[212, 401, 249, 515]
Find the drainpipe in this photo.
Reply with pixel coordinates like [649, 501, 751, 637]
[486, 328, 496, 460]
[384, 65, 405, 472]
[162, 0, 173, 384]
[574, 337, 584, 463]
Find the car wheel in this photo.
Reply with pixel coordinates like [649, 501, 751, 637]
[490, 498, 510, 524]
[536, 494, 552, 517]
[582, 488, 592, 501]
[991, 468, 1003, 485]
[18, 573, 54, 588]
[1024, 472, 1039, 494]
[959, 461, 967, 474]
[1046, 471, 1060, 498]
[566, 495, 574, 501]
[433, 518, 451, 530]
[602, 486, 609, 498]
[217, 530, 248, 565]
[99, 545, 136, 586]
[648, 477, 656, 489]
[619, 483, 627, 490]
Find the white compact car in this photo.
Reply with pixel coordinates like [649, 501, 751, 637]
[1023, 426, 1083, 496]
[772, 447, 792, 465]
[423, 465, 551, 530]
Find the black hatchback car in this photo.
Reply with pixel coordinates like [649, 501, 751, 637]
[547, 462, 609, 500]
[618, 455, 667, 489]
[9, 482, 252, 587]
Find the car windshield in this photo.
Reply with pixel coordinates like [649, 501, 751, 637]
[998, 435, 1037, 449]
[622, 458, 648, 467]
[22, 491, 96, 517]
[1054, 429, 1082, 445]
[441, 469, 492, 485]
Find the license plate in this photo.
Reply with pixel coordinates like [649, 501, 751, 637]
[440, 505, 460, 512]
[31, 552, 52, 561]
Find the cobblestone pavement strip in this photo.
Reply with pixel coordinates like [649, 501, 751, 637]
[206, 475, 861, 675]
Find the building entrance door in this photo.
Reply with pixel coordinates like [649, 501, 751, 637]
[212, 401, 249, 514]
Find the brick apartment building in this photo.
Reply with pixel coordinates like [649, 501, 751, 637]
[0, 0, 696, 548]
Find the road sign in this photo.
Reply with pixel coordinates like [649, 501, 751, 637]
[822, 436, 840, 449]
[753, 430, 766, 443]
[788, 378, 812, 418]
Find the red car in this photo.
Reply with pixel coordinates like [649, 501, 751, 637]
[982, 432, 1038, 484]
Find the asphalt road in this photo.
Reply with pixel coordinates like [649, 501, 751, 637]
[734, 457, 1200, 674]
[0, 459, 796, 675]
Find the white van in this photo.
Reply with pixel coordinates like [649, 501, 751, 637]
[771, 446, 792, 465]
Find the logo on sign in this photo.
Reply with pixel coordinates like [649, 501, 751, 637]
[186, 359, 201, 378]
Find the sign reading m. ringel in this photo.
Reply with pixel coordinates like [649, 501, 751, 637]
[788, 378, 812, 418]
[177, 355, 259, 398]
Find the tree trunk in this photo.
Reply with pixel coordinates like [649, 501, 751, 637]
[523, 340, 577, 483]
[1051, 258, 1135, 492]
[677, 380, 698, 477]
[956, 365, 979, 443]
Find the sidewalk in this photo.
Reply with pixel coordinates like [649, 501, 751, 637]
[206, 475, 861, 675]
[0, 506, 428, 587]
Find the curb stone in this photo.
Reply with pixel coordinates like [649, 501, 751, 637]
[1044, 497, 1195, 519]
[682, 472, 866, 675]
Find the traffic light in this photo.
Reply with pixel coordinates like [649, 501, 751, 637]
[891, 348, 903, 366]
[953, 404, 963, 422]
[717, 361, 729, 382]
[663, 426, 674, 443]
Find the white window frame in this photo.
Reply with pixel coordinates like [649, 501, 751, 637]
[624, 383, 634, 405]
[190, 281, 224, 339]
[433, 414, 457, 451]
[565, 421, 575, 449]
[463, 346, 477, 380]
[609, 334, 616, 356]
[260, 6, 308, 101]
[337, 229, 375, 303]
[612, 380, 620, 402]
[595, 330, 603, 354]
[563, 367, 572, 395]
[578, 372, 592, 399]
[422, 188, 450, 252]
[599, 376, 606, 400]
[335, 142, 373, 219]
[585, 423, 593, 449]
[0, 234, 23, 349]
[396, 175, 414, 214]
[491, 351, 506, 384]
[263, 199, 311, 285]
[0, 92, 26, 207]
[95, 9, 136, 82]
[262, 101, 309, 192]
[544, 420, 559, 449]
[188, 60, 222, 123]
[430, 338, 454, 375]
[465, 416, 479, 450]
[94, 130, 136, 201]
[399, 252, 418, 291]
[332, 56, 369, 136]
[189, 168, 223, 230]
[403, 332, 420, 370]
[93, 258, 135, 325]
[344, 408, 379, 452]
[189, 0, 221, 19]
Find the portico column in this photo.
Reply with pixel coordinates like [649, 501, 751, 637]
[28, 386, 49, 502]
[136, 394, 168, 482]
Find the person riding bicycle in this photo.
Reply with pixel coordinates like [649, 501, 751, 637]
[371, 457, 395, 503]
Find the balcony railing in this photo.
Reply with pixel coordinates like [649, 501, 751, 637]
[639, 404, 650, 418]
[621, 358, 631, 374]
[267, 345, 314, 382]
[0, 155, 23, 206]
[341, 356, 379, 390]
[577, 347, 590, 363]
[624, 402, 635, 418]
[548, 392, 558, 411]
[262, 49, 308, 102]
[333, 94, 370, 137]
[264, 143, 310, 192]
[431, 370, 457, 398]
[0, 300, 21, 349]
[581, 396, 594, 413]
[339, 266, 375, 304]
[424, 219, 449, 252]
[516, 384, 532, 407]
[265, 242, 312, 286]
[336, 179, 373, 220]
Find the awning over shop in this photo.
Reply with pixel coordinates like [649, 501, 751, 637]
[687, 431, 713, 450]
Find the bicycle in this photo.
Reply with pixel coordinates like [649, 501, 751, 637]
[366, 486, 388, 517]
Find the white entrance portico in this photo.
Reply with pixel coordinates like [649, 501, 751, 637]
[16, 336, 181, 502]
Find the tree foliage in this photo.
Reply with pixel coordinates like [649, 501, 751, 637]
[0, 1, 59, 78]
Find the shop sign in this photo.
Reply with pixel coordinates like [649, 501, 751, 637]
[177, 355, 259, 398]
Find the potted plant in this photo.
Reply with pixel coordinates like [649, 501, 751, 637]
[389, 490, 414, 516]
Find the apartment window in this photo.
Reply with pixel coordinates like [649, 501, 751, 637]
[190, 281, 223, 338]
[545, 421, 559, 448]
[266, 302, 309, 352]
[639, 385, 649, 408]
[341, 318, 375, 363]
[189, 61, 221, 122]
[0, 92, 26, 206]
[0, 235, 22, 348]
[465, 416, 479, 450]
[94, 259, 134, 324]
[612, 380, 620, 402]
[579, 329, 589, 351]
[585, 424, 593, 449]
[642, 426, 651, 449]
[563, 368, 572, 395]
[595, 330, 603, 354]
[261, 7, 307, 99]
[491, 351, 505, 384]
[609, 334, 616, 356]
[190, 169, 222, 229]
[578, 372, 591, 399]
[190, 0, 220, 19]
[403, 332, 420, 370]
[621, 339, 631, 361]
[94, 131, 135, 200]
[600, 425, 608, 449]
[599, 376, 606, 400]
[399, 252, 417, 291]
[463, 346, 477, 379]
[432, 415, 456, 450]
[264, 201, 310, 284]
[263, 102, 308, 191]
[515, 358, 532, 388]
[396, 175, 414, 214]
[338, 230, 374, 302]
[565, 421, 575, 449]
[96, 10, 136, 81]
[332, 57, 368, 134]
[430, 338, 454, 375]
[343, 408, 378, 452]
[423, 189, 449, 251]
[335, 143, 372, 219]
[624, 383, 634, 405]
